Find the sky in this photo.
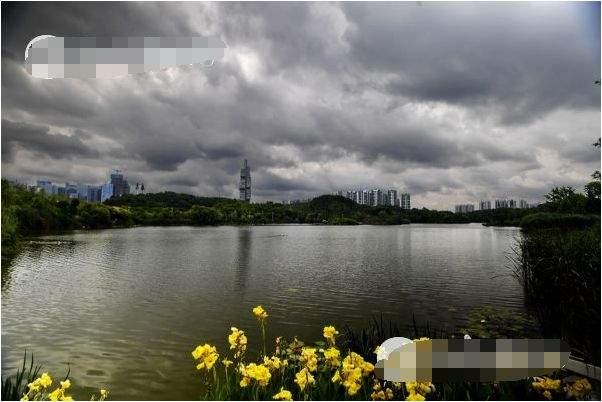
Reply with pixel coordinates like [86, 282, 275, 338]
[1, 2, 600, 210]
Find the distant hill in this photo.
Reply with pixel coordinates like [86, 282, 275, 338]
[104, 191, 235, 209]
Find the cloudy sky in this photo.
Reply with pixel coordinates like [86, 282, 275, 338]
[2, 2, 600, 209]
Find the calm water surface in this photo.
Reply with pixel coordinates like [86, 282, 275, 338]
[2, 224, 523, 400]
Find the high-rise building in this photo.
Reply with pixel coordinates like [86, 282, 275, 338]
[65, 182, 78, 199]
[495, 199, 509, 209]
[77, 183, 88, 200]
[479, 200, 492, 210]
[239, 159, 252, 202]
[399, 193, 411, 210]
[36, 180, 54, 195]
[519, 199, 529, 209]
[455, 204, 475, 213]
[110, 169, 130, 197]
[387, 189, 397, 206]
[101, 183, 114, 202]
[335, 187, 410, 208]
[370, 189, 384, 206]
[362, 190, 370, 206]
[87, 186, 102, 202]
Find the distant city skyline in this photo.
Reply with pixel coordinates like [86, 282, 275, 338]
[30, 169, 144, 202]
[22, 166, 552, 211]
[335, 188, 411, 209]
[2, 3, 600, 210]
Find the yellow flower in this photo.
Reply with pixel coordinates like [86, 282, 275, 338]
[332, 370, 341, 383]
[337, 352, 373, 395]
[406, 391, 426, 401]
[565, 378, 592, 398]
[263, 356, 283, 372]
[532, 377, 561, 392]
[253, 305, 268, 320]
[228, 327, 248, 358]
[345, 380, 362, 396]
[26, 372, 53, 396]
[273, 387, 293, 401]
[323, 347, 341, 367]
[39, 373, 53, 389]
[100, 389, 109, 399]
[252, 364, 271, 387]
[191, 344, 219, 371]
[240, 376, 251, 388]
[405, 381, 434, 395]
[239, 363, 271, 387]
[542, 390, 552, 400]
[371, 381, 393, 400]
[60, 380, 71, 390]
[20, 395, 29, 401]
[49, 387, 63, 401]
[294, 367, 315, 391]
[222, 358, 233, 368]
[275, 336, 283, 354]
[323, 325, 339, 345]
[300, 347, 318, 372]
[362, 361, 374, 375]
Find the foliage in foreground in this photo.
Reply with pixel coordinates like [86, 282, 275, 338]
[191, 306, 596, 401]
[0, 352, 108, 402]
[512, 224, 601, 364]
[1, 352, 42, 401]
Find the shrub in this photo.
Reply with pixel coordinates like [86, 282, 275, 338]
[185, 205, 224, 225]
[76, 203, 112, 229]
[520, 213, 599, 230]
[512, 225, 601, 364]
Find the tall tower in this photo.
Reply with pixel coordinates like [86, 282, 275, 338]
[239, 159, 251, 202]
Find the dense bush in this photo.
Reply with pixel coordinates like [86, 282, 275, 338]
[76, 202, 112, 229]
[520, 213, 600, 230]
[512, 224, 601, 364]
[185, 205, 224, 225]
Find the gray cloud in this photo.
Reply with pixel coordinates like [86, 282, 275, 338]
[2, 118, 99, 161]
[1, 2, 600, 209]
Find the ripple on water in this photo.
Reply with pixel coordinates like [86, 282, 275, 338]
[2, 225, 525, 400]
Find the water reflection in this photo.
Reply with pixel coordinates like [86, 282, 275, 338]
[235, 227, 252, 294]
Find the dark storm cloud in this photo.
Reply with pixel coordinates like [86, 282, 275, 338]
[1, 2, 599, 207]
[254, 171, 316, 193]
[2, 118, 99, 161]
[343, 2, 600, 125]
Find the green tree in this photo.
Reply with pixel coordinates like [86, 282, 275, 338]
[544, 186, 576, 203]
[185, 205, 223, 225]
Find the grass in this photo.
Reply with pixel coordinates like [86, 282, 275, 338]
[511, 225, 601, 364]
[1, 351, 44, 401]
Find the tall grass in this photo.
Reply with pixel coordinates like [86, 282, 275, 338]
[342, 315, 458, 362]
[1, 351, 43, 401]
[511, 225, 601, 364]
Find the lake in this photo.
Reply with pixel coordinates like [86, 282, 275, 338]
[1, 224, 524, 400]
